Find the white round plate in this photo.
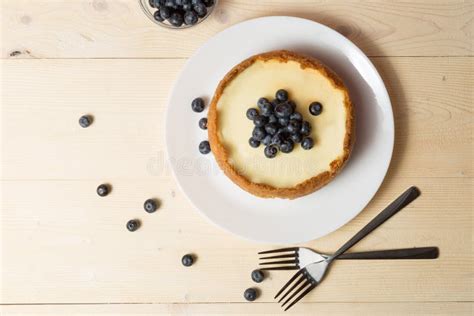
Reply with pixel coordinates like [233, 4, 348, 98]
[166, 16, 393, 244]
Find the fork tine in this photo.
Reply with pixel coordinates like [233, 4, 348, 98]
[260, 259, 298, 266]
[259, 253, 296, 260]
[277, 274, 306, 303]
[258, 247, 298, 255]
[274, 269, 303, 299]
[261, 266, 299, 271]
[281, 279, 311, 307]
[284, 282, 317, 311]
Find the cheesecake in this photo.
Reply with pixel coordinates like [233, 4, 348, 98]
[208, 50, 354, 199]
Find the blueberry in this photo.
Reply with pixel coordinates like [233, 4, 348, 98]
[184, 10, 198, 25]
[262, 134, 272, 146]
[251, 269, 265, 283]
[198, 117, 207, 130]
[290, 132, 303, 143]
[169, 11, 184, 27]
[126, 219, 140, 232]
[257, 97, 271, 109]
[278, 117, 289, 126]
[290, 112, 303, 121]
[203, 0, 214, 7]
[286, 119, 302, 134]
[252, 127, 266, 141]
[181, 254, 194, 267]
[199, 140, 211, 154]
[182, 0, 192, 10]
[165, 0, 176, 7]
[193, 2, 207, 17]
[159, 6, 172, 19]
[276, 89, 289, 102]
[264, 145, 278, 158]
[260, 102, 274, 117]
[244, 288, 257, 301]
[280, 140, 294, 153]
[144, 199, 158, 213]
[274, 102, 293, 118]
[246, 108, 258, 120]
[268, 115, 278, 124]
[153, 9, 165, 21]
[191, 97, 205, 112]
[264, 123, 278, 136]
[271, 133, 284, 146]
[249, 137, 260, 148]
[300, 121, 312, 136]
[96, 184, 110, 197]
[79, 115, 93, 128]
[149, 0, 157, 8]
[253, 115, 267, 127]
[287, 100, 297, 110]
[309, 102, 323, 116]
[175, 0, 183, 5]
[301, 137, 314, 150]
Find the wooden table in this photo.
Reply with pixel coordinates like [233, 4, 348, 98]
[1, 1, 473, 315]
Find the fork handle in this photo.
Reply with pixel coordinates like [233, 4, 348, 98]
[329, 186, 420, 262]
[337, 247, 439, 260]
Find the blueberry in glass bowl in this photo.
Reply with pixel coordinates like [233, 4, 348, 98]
[139, 0, 218, 29]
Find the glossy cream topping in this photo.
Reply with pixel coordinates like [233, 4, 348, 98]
[216, 59, 348, 188]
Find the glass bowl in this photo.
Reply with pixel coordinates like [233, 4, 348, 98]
[138, 0, 218, 29]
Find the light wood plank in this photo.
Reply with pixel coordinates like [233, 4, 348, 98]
[1, 57, 472, 180]
[1, 177, 472, 303]
[1, 302, 473, 316]
[1, 0, 473, 58]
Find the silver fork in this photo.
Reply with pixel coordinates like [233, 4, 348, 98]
[274, 186, 421, 311]
[259, 246, 439, 270]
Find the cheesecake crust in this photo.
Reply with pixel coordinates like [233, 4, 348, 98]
[207, 50, 354, 199]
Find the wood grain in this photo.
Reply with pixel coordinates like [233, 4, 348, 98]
[1, 57, 472, 180]
[1, 0, 473, 59]
[1, 302, 473, 315]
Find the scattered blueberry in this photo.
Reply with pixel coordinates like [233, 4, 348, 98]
[257, 97, 270, 109]
[244, 288, 257, 301]
[169, 11, 184, 27]
[276, 89, 289, 102]
[253, 115, 267, 127]
[249, 137, 260, 148]
[264, 145, 278, 158]
[126, 219, 140, 232]
[309, 102, 323, 116]
[286, 119, 302, 134]
[302, 137, 314, 150]
[251, 269, 265, 283]
[184, 10, 198, 25]
[252, 127, 266, 141]
[144, 199, 158, 213]
[280, 140, 294, 153]
[198, 117, 208, 130]
[199, 140, 211, 154]
[191, 97, 205, 112]
[246, 108, 258, 120]
[96, 184, 110, 197]
[268, 115, 278, 124]
[79, 115, 93, 128]
[271, 132, 284, 146]
[182, 254, 194, 267]
[278, 117, 289, 127]
[300, 121, 311, 136]
[260, 102, 274, 117]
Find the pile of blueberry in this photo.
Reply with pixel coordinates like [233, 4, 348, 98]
[247, 89, 323, 158]
[148, 0, 215, 27]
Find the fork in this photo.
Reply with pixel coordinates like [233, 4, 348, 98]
[259, 246, 439, 270]
[274, 186, 421, 311]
